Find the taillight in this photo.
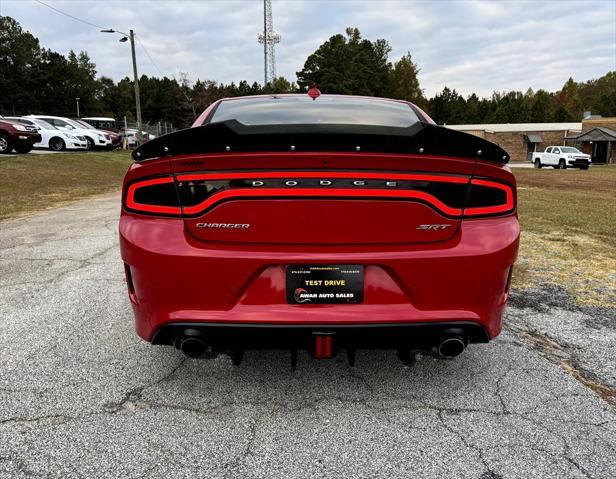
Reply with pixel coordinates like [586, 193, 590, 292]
[123, 173, 515, 218]
[124, 177, 181, 215]
[173, 172, 471, 218]
[464, 178, 515, 217]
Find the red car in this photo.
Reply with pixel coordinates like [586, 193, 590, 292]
[0, 119, 42, 154]
[120, 94, 519, 365]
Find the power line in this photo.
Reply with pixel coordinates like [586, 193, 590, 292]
[33, 0, 107, 30]
[33, 0, 195, 117]
[33, 0, 172, 83]
[136, 36, 195, 116]
[136, 37, 165, 78]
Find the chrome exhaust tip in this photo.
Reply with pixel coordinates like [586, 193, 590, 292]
[179, 337, 206, 358]
[437, 337, 466, 359]
[176, 328, 210, 358]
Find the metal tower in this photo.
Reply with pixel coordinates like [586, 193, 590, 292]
[257, 0, 281, 85]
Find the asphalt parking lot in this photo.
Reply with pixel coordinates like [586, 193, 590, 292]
[1, 193, 615, 479]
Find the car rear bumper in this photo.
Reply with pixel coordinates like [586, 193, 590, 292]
[120, 214, 519, 345]
[152, 321, 489, 350]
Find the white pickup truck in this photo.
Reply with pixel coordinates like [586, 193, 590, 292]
[531, 146, 591, 170]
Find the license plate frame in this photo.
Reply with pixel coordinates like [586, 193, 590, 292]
[285, 265, 364, 304]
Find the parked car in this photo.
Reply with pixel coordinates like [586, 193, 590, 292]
[120, 93, 519, 365]
[7, 117, 87, 151]
[531, 146, 591, 169]
[0, 118, 42, 154]
[80, 116, 155, 147]
[124, 128, 157, 146]
[26, 115, 112, 150]
[80, 117, 121, 133]
[72, 119, 121, 149]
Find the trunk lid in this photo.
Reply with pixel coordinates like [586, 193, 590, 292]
[132, 120, 509, 246]
[170, 152, 474, 245]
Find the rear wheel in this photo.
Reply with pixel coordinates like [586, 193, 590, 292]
[0, 134, 13, 154]
[14, 143, 33, 154]
[85, 137, 94, 150]
[534, 159, 542, 168]
[49, 137, 65, 151]
[558, 159, 567, 169]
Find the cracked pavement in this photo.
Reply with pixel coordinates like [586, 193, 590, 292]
[1, 193, 615, 478]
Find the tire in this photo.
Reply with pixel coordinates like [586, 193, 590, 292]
[14, 144, 33, 154]
[85, 137, 94, 150]
[534, 159, 542, 168]
[0, 133, 13, 154]
[558, 159, 567, 169]
[49, 137, 65, 151]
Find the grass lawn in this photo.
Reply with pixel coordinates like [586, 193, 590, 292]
[0, 150, 132, 220]
[1, 150, 613, 306]
[512, 165, 616, 306]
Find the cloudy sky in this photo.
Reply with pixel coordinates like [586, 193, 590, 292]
[2, 0, 615, 97]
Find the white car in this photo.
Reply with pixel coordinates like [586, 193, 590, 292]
[26, 115, 112, 150]
[531, 146, 591, 170]
[124, 128, 157, 146]
[80, 117, 119, 131]
[7, 117, 87, 151]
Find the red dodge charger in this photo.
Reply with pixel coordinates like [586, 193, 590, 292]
[120, 93, 519, 365]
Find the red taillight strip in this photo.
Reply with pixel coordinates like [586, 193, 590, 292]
[464, 178, 515, 216]
[125, 173, 514, 218]
[175, 171, 468, 217]
[176, 171, 469, 184]
[180, 188, 462, 216]
[125, 177, 182, 215]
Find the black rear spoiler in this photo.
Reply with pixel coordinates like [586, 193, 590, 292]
[133, 120, 509, 164]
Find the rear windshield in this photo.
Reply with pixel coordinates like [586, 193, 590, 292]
[210, 95, 419, 127]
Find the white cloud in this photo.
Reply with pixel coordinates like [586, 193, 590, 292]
[3, 0, 614, 97]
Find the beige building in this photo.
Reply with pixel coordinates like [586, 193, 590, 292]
[446, 122, 582, 163]
[446, 117, 616, 164]
[565, 117, 616, 164]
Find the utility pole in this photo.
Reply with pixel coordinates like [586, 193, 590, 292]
[101, 28, 143, 143]
[76, 97, 80, 118]
[129, 30, 142, 142]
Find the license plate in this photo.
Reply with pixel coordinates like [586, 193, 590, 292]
[286, 265, 364, 304]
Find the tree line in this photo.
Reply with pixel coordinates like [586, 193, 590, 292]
[2, 17, 614, 129]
